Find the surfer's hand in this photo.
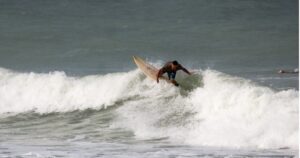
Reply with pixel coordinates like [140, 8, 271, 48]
[189, 71, 196, 75]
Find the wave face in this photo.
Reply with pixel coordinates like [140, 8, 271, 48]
[0, 68, 139, 114]
[0, 67, 298, 149]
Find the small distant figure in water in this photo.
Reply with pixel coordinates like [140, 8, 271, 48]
[278, 69, 299, 74]
[156, 60, 191, 86]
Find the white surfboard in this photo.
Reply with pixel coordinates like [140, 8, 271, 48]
[133, 56, 172, 84]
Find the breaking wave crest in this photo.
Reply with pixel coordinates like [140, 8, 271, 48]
[0, 67, 140, 114]
[0, 67, 298, 149]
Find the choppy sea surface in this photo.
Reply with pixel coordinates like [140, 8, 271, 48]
[0, 0, 298, 157]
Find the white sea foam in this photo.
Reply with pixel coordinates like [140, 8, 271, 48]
[113, 70, 299, 149]
[0, 67, 140, 114]
[0, 67, 298, 149]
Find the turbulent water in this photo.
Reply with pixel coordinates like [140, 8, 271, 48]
[0, 67, 298, 157]
[0, 0, 298, 157]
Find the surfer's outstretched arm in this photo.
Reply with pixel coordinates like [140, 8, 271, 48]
[179, 65, 191, 75]
[157, 69, 163, 83]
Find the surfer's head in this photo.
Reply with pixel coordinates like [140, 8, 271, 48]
[172, 60, 179, 66]
[171, 60, 179, 70]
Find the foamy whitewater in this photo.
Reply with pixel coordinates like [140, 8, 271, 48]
[0, 66, 298, 157]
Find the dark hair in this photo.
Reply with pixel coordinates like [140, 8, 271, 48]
[172, 60, 179, 65]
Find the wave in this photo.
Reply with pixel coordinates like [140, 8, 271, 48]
[0, 67, 298, 149]
[111, 69, 298, 149]
[0, 67, 140, 114]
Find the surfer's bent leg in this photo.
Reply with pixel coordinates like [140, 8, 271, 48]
[170, 72, 179, 86]
[167, 72, 171, 80]
[170, 72, 176, 80]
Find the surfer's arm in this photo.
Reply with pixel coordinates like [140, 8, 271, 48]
[157, 69, 163, 83]
[179, 65, 191, 75]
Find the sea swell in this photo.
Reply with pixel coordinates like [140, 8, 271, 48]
[0, 67, 298, 149]
[0, 67, 142, 114]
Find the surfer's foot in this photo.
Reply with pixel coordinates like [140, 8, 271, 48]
[171, 80, 179, 87]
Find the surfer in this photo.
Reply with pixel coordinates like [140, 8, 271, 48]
[278, 69, 299, 74]
[156, 60, 191, 86]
